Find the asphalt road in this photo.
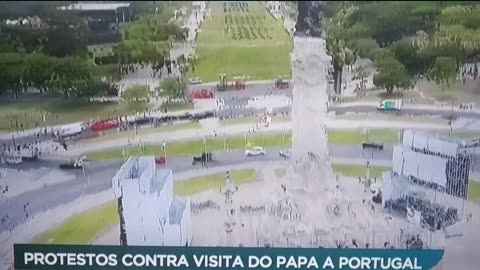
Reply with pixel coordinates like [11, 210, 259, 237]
[1, 144, 480, 234]
[2, 81, 480, 146]
[193, 83, 480, 119]
[4, 103, 480, 147]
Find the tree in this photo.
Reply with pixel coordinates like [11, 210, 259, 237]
[324, 5, 359, 94]
[160, 78, 187, 99]
[351, 38, 379, 59]
[427, 56, 457, 91]
[122, 84, 149, 102]
[390, 38, 435, 76]
[0, 53, 25, 99]
[352, 2, 442, 47]
[373, 55, 411, 93]
[43, 10, 88, 57]
[0, 1, 69, 19]
[75, 80, 109, 99]
[23, 53, 55, 93]
[49, 57, 94, 97]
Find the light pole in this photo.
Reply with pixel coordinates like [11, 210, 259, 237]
[162, 142, 167, 167]
[224, 132, 227, 151]
[203, 137, 207, 168]
[244, 133, 247, 160]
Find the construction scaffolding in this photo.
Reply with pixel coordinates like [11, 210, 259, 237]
[383, 131, 469, 233]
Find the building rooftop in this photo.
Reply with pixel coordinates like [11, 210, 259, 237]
[169, 198, 187, 225]
[148, 168, 171, 195]
[112, 156, 172, 198]
[58, 3, 131, 11]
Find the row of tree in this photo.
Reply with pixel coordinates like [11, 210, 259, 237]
[0, 52, 110, 99]
[0, 1, 191, 99]
[323, 1, 480, 94]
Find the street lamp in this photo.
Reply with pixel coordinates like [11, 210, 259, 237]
[162, 142, 167, 167]
[224, 132, 227, 150]
[244, 133, 247, 160]
[203, 137, 207, 168]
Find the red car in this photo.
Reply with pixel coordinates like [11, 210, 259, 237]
[191, 89, 213, 99]
[89, 119, 121, 131]
[155, 156, 166, 165]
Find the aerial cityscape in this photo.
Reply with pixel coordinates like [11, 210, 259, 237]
[1, 1, 480, 270]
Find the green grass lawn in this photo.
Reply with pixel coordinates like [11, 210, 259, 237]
[468, 181, 480, 201]
[275, 165, 390, 179]
[446, 131, 480, 140]
[332, 165, 391, 178]
[89, 133, 291, 160]
[33, 169, 257, 244]
[87, 129, 403, 160]
[81, 122, 201, 144]
[32, 201, 118, 244]
[192, 1, 292, 82]
[160, 101, 194, 111]
[175, 169, 258, 196]
[328, 129, 399, 145]
[122, 85, 149, 101]
[0, 98, 148, 131]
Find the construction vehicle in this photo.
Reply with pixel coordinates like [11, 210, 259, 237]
[233, 76, 246, 90]
[274, 76, 290, 89]
[216, 73, 228, 91]
[216, 74, 246, 91]
[377, 99, 403, 111]
[192, 152, 214, 166]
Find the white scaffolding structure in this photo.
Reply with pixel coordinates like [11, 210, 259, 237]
[383, 131, 469, 233]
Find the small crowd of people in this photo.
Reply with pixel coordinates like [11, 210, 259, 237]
[460, 64, 479, 80]
[0, 200, 30, 234]
[2, 140, 65, 158]
[459, 103, 476, 110]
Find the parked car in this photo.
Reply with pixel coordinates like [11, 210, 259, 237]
[279, 149, 291, 159]
[192, 152, 214, 165]
[189, 77, 203, 84]
[362, 142, 384, 150]
[89, 119, 120, 132]
[190, 89, 213, 99]
[245, 147, 265, 157]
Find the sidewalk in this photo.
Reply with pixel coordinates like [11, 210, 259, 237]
[61, 119, 455, 156]
[199, 80, 274, 86]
